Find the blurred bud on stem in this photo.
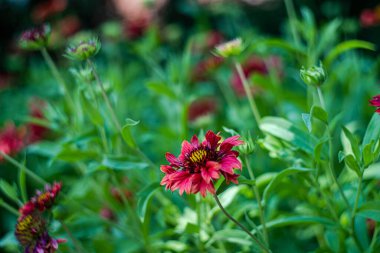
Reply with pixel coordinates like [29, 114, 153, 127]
[214, 38, 244, 58]
[300, 63, 326, 87]
[19, 24, 51, 50]
[64, 37, 101, 61]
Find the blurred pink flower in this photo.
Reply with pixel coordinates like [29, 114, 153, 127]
[188, 97, 218, 122]
[161, 131, 243, 197]
[27, 99, 49, 143]
[112, 0, 167, 39]
[0, 123, 26, 161]
[32, 0, 67, 22]
[369, 94, 380, 113]
[231, 56, 282, 97]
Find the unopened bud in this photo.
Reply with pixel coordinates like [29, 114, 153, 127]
[214, 38, 244, 58]
[300, 63, 326, 87]
[19, 24, 51, 50]
[64, 37, 101, 61]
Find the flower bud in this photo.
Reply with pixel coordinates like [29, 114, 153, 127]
[70, 66, 95, 83]
[64, 37, 101, 61]
[300, 63, 326, 87]
[19, 24, 51, 50]
[238, 132, 256, 155]
[214, 38, 244, 58]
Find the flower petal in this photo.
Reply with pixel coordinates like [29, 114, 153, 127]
[165, 152, 181, 167]
[201, 161, 220, 183]
[219, 135, 244, 154]
[203, 130, 221, 150]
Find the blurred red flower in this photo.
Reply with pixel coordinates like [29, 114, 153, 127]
[32, 0, 67, 22]
[161, 131, 243, 197]
[27, 99, 49, 143]
[188, 97, 218, 122]
[0, 123, 26, 161]
[369, 94, 380, 113]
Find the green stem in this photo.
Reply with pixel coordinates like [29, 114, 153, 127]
[60, 221, 86, 253]
[19, 164, 27, 203]
[87, 59, 122, 133]
[40, 48, 74, 110]
[234, 61, 262, 127]
[351, 174, 364, 253]
[213, 194, 271, 253]
[369, 223, 379, 253]
[317, 86, 350, 209]
[196, 195, 205, 252]
[284, 0, 301, 48]
[317, 87, 326, 109]
[0, 199, 19, 216]
[0, 151, 47, 186]
[244, 156, 269, 245]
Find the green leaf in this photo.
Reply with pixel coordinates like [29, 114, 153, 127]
[137, 182, 160, 221]
[56, 147, 99, 162]
[206, 229, 252, 247]
[260, 117, 318, 154]
[363, 141, 374, 168]
[146, 81, 177, 99]
[102, 156, 148, 170]
[357, 201, 380, 221]
[344, 154, 361, 177]
[257, 39, 306, 58]
[342, 127, 361, 160]
[324, 40, 375, 68]
[314, 137, 329, 162]
[263, 167, 313, 202]
[121, 118, 139, 148]
[0, 180, 19, 204]
[264, 215, 336, 229]
[301, 113, 312, 132]
[338, 151, 346, 163]
[79, 92, 104, 126]
[363, 114, 380, 147]
[311, 105, 328, 124]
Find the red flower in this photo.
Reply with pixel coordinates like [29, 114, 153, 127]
[0, 123, 26, 161]
[160, 131, 243, 197]
[32, 0, 67, 22]
[19, 182, 62, 219]
[369, 94, 380, 113]
[15, 214, 65, 253]
[360, 9, 377, 27]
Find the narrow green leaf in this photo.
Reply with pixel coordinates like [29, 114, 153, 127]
[338, 151, 345, 163]
[363, 114, 380, 147]
[302, 113, 312, 132]
[344, 154, 361, 177]
[206, 229, 252, 247]
[342, 126, 361, 160]
[137, 182, 160, 221]
[260, 117, 318, 154]
[79, 92, 104, 126]
[324, 40, 375, 68]
[311, 106, 328, 124]
[0, 180, 19, 204]
[263, 167, 313, 202]
[102, 156, 148, 171]
[56, 147, 99, 162]
[121, 119, 139, 148]
[314, 137, 329, 162]
[263, 216, 336, 228]
[363, 141, 374, 168]
[146, 81, 177, 99]
[357, 201, 380, 221]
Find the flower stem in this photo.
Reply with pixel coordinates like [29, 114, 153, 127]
[87, 59, 122, 133]
[0, 151, 47, 186]
[0, 198, 19, 216]
[60, 221, 86, 253]
[244, 156, 269, 245]
[284, 0, 301, 49]
[369, 223, 379, 253]
[234, 61, 262, 127]
[40, 48, 74, 111]
[213, 194, 271, 253]
[317, 86, 326, 110]
[196, 195, 205, 252]
[351, 174, 364, 253]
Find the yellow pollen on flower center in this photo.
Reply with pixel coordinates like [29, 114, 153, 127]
[189, 149, 207, 163]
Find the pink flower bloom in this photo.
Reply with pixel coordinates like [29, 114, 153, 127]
[27, 99, 48, 144]
[360, 9, 377, 27]
[0, 123, 26, 161]
[15, 214, 65, 253]
[369, 94, 380, 113]
[192, 56, 224, 82]
[160, 131, 243, 197]
[19, 182, 62, 219]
